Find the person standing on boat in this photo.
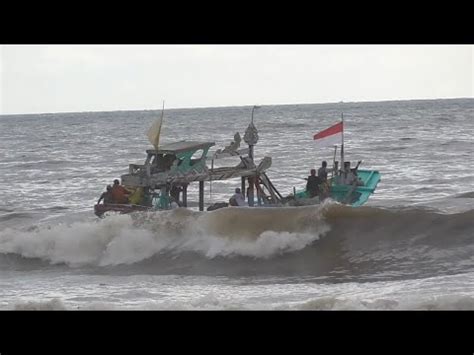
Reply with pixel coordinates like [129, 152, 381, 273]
[318, 161, 332, 200]
[306, 169, 321, 198]
[343, 162, 364, 186]
[318, 161, 333, 182]
[111, 179, 131, 204]
[97, 185, 113, 204]
[342, 162, 354, 184]
[229, 188, 246, 206]
[170, 185, 181, 204]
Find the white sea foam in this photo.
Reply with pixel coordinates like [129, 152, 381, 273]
[0, 207, 329, 266]
[294, 294, 474, 310]
[10, 293, 474, 310]
[14, 298, 66, 310]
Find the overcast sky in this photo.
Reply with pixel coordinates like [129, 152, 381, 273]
[0, 45, 472, 115]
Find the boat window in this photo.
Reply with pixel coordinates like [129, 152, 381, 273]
[150, 154, 177, 171]
[162, 154, 177, 170]
[190, 149, 204, 166]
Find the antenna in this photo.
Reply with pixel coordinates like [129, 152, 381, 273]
[251, 105, 260, 123]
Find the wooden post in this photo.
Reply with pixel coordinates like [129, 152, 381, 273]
[247, 177, 254, 207]
[182, 184, 188, 207]
[159, 185, 170, 210]
[256, 175, 262, 206]
[241, 177, 246, 197]
[199, 181, 204, 211]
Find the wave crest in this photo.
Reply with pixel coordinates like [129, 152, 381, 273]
[0, 206, 330, 267]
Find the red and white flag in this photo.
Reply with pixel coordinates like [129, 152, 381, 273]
[313, 121, 343, 148]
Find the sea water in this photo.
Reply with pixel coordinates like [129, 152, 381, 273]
[0, 98, 473, 310]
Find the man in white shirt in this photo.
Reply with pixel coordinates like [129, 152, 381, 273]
[229, 188, 246, 206]
[343, 161, 364, 186]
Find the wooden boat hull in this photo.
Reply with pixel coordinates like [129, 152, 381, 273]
[94, 203, 153, 217]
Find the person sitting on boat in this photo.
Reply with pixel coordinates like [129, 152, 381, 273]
[97, 185, 113, 204]
[229, 188, 246, 206]
[306, 169, 321, 198]
[111, 179, 131, 204]
[170, 197, 180, 209]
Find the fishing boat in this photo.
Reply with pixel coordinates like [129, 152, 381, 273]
[94, 106, 380, 217]
[292, 116, 381, 207]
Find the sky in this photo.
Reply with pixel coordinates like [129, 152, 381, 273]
[0, 45, 472, 115]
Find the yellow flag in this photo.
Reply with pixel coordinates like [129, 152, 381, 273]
[147, 115, 163, 150]
[147, 102, 164, 150]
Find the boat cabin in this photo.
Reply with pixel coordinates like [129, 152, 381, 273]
[123, 141, 214, 184]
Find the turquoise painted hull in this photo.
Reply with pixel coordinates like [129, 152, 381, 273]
[295, 169, 381, 207]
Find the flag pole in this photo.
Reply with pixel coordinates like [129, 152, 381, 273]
[332, 145, 337, 179]
[340, 112, 344, 175]
[157, 100, 165, 149]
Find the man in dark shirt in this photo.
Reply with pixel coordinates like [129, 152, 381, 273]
[111, 179, 130, 204]
[306, 169, 321, 198]
[97, 185, 113, 204]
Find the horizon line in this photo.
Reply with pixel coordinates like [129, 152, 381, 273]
[1, 96, 472, 116]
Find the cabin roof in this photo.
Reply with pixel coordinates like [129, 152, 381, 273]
[146, 141, 215, 154]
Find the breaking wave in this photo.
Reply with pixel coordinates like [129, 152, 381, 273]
[0, 204, 473, 279]
[0, 205, 329, 267]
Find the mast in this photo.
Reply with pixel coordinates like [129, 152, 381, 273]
[244, 105, 260, 206]
[340, 112, 344, 174]
[248, 105, 259, 161]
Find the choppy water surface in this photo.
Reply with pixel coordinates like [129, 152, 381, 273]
[0, 98, 473, 310]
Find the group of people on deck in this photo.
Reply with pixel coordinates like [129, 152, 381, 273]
[228, 175, 272, 207]
[306, 160, 364, 199]
[97, 161, 363, 208]
[97, 179, 135, 205]
[97, 180, 180, 207]
[228, 159, 364, 207]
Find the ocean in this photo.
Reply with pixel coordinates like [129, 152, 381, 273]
[0, 98, 473, 310]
